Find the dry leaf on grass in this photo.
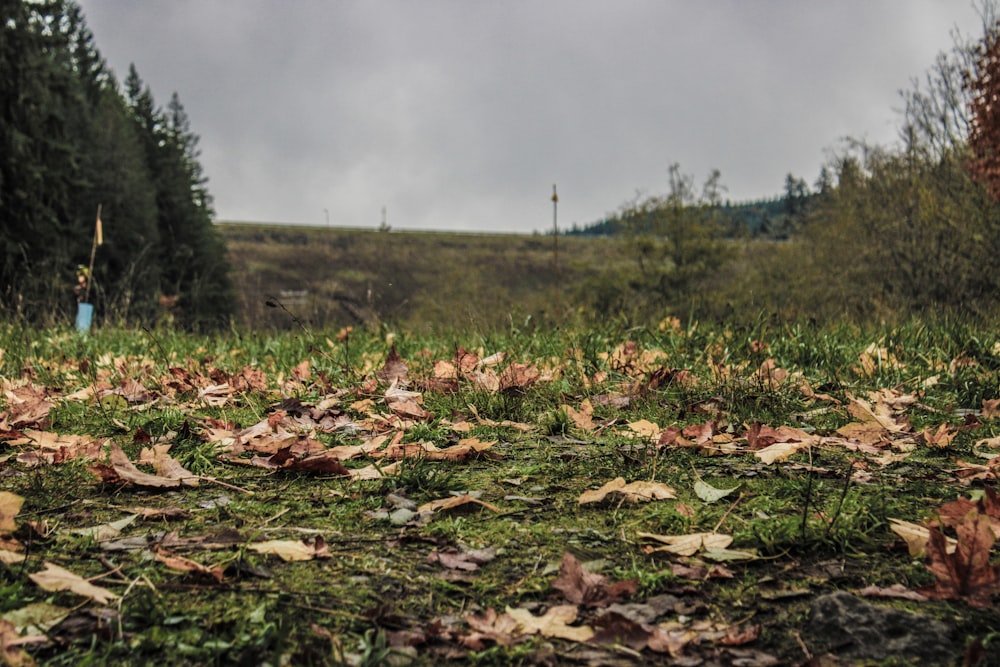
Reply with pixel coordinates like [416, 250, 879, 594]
[249, 537, 331, 562]
[889, 517, 957, 557]
[28, 562, 118, 604]
[562, 399, 597, 431]
[550, 551, 637, 607]
[0, 492, 23, 533]
[504, 604, 595, 642]
[0, 617, 39, 667]
[427, 546, 497, 571]
[578, 477, 676, 504]
[626, 419, 660, 440]
[637, 531, 733, 557]
[693, 480, 739, 503]
[857, 584, 928, 601]
[418, 494, 501, 514]
[754, 440, 811, 464]
[88, 443, 193, 488]
[919, 510, 1000, 607]
[589, 611, 689, 656]
[152, 548, 226, 583]
[461, 608, 520, 649]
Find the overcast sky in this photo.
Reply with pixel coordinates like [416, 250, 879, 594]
[77, 1, 985, 233]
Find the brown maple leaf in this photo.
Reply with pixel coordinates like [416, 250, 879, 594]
[590, 611, 689, 656]
[919, 509, 1000, 608]
[498, 362, 540, 394]
[550, 551, 637, 608]
[376, 345, 408, 385]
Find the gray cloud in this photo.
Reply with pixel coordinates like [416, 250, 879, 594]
[78, 0, 984, 232]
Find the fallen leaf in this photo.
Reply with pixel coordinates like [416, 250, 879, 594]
[498, 363, 540, 393]
[65, 514, 139, 542]
[249, 536, 331, 562]
[28, 562, 118, 604]
[857, 584, 928, 602]
[461, 608, 520, 648]
[626, 419, 660, 440]
[0, 617, 38, 667]
[550, 552, 637, 608]
[0, 551, 26, 566]
[376, 346, 408, 385]
[919, 509, 1000, 608]
[693, 480, 739, 504]
[578, 477, 676, 504]
[754, 440, 810, 464]
[152, 548, 226, 583]
[419, 494, 501, 514]
[590, 611, 689, 656]
[889, 518, 957, 557]
[427, 546, 497, 571]
[637, 531, 733, 557]
[89, 443, 184, 488]
[562, 400, 597, 431]
[920, 423, 956, 448]
[150, 449, 199, 487]
[504, 604, 594, 642]
[0, 492, 24, 533]
[746, 423, 816, 450]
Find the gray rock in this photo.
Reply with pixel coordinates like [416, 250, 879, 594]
[807, 592, 957, 663]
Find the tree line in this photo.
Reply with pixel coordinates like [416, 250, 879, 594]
[569, 6, 1000, 326]
[0, 0, 232, 330]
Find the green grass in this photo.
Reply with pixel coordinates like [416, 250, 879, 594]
[1, 319, 999, 665]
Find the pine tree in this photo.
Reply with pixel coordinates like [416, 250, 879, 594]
[124, 68, 233, 329]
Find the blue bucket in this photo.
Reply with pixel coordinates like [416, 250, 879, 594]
[76, 302, 94, 332]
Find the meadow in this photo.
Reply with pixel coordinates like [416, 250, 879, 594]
[1, 315, 999, 665]
[218, 223, 634, 332]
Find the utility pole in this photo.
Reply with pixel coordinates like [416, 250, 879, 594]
[324, 208, 329, 227]
[552, 184, 560, 318]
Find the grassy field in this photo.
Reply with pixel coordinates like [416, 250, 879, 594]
[1, 318, 999, 665]
[219, 223, 634, 332]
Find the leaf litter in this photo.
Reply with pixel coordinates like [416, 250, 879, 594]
[0, 327, 999, 664]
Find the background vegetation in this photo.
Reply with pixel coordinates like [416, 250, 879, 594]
[6, 1, 1000, 336]
[0, 0, 231, 330]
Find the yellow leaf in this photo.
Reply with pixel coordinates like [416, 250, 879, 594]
[627, 419, 661, 439]
[419, 494, 501, 514]
[578, 477, 676, 504]
[249, 537, 330, 562]
[637, 531, 733, 557]
[888, 518, 956, 557]
[0, 550, 26, 566]
[29, 562, 118, 605]
[0, 492, 24, 533]
[754, 440, 809, 464]
[504, 605, 595, 642]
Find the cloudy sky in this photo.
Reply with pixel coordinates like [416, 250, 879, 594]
[77, 1, 984, 233]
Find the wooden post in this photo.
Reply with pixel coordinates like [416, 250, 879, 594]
[552, 185, 559, 318]
[84, 204, 102, 303]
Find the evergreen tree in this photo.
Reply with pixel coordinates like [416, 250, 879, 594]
[0, 1, 230, 328]
[124, 68, 233, 329]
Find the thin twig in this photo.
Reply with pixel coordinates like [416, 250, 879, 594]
[196, 475, 255, 495]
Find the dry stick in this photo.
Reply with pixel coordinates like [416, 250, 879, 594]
[195, 475, 255, 495]
[712, 493, 744, 534]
